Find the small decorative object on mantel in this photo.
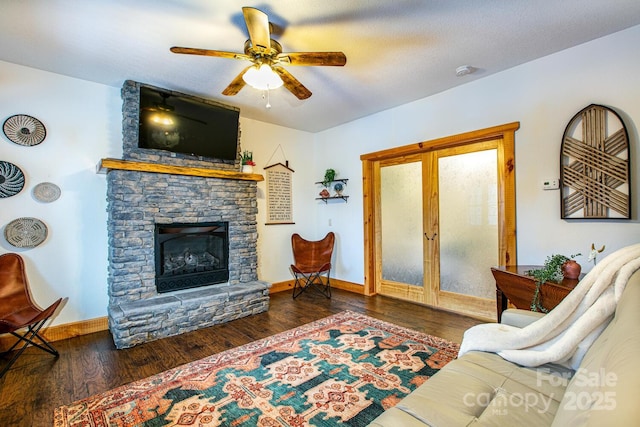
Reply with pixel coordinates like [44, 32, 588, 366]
[4, 217, 48, 248]
[241, 150, 256, 173]
[527, 252, 581, 312]
[561, 104, 630, 219]
[33, 182, 61, 203]
[3, 114, 47, 146]
[0, 160, 25, 198]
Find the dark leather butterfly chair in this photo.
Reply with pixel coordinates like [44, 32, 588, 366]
[0, 253, 63, 378]
[290, 232, 335, 299]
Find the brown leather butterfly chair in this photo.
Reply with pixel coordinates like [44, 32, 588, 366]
[290, 232, 335, 299]
[0, 253, 63, 378]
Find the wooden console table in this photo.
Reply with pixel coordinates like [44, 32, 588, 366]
[491, 265, 581, 322]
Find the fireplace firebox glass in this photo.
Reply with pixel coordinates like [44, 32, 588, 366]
[154, 222, 229, 293]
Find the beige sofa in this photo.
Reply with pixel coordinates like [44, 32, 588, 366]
[369, 269, 640, 426]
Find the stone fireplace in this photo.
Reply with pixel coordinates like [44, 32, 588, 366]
[105, 81, 269, 349]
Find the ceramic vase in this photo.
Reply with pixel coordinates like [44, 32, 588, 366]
[562, 260, 581, 280]
[241, 164, 253, 174]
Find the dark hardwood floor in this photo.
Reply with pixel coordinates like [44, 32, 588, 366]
[0, 288, 482, 427]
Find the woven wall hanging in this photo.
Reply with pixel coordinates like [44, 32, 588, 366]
[0, 160, 25, 198]
[560, 104, 630, 219]
[33, 182, 61, 203]
[4, 217, 48, 248]
[3, 114, 47, 146]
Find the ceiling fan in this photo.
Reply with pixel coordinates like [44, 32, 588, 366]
[170, 7, 347, 100]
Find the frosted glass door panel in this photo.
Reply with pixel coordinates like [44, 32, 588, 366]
[381, 162, 423, 286]
[438, 150, 498, 299]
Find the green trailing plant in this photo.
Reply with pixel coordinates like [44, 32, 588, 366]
[527, 253, 581, 312]
[322, 168, 336, 187]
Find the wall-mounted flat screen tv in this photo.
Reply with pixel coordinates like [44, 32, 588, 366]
[138, 85, 240, 161]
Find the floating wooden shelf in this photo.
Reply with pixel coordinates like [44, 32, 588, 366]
[315, 178, 348, 203]
[314, 178, 349, 186]
[96, 158, 264, 182]
[316, 195, 349, 203]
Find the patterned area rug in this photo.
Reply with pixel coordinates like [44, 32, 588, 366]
[54, 311, 460, 426]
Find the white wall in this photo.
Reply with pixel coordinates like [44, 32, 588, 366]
[238, 118, 316, 283]
[315, 24, 640, 284]
[0, 61, 121, 324]
[2, 24, 639, 327]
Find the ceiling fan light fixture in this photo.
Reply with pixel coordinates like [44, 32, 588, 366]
[243, 64, 284, 90]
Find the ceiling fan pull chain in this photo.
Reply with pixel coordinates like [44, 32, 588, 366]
[265, 87, 272, 109]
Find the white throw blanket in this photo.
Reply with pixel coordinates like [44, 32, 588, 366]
[458, 243, 640, 369]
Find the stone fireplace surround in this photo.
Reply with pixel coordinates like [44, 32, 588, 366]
[106, 81, 270, 349]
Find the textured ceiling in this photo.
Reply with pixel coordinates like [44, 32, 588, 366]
[1, 0, 640, 132]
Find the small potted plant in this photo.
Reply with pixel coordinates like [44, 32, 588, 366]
[241, 150, 256, 173]
[322, 168, 336, 187]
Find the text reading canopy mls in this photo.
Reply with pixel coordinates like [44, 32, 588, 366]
[138, 85, 240, 161]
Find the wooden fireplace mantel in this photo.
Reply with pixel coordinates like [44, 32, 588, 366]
[96, 158, 264, 182]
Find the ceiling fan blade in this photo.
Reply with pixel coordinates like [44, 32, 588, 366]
[242, 7, 271, 53]
[277, 52, 347, 66]
[170, 46, 250, 61]
[272, 67, 312, 100]
[222, 66, 252, 96]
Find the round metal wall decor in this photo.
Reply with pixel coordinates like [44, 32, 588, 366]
[3, 114, 47, 146]
[4, 217, 48, 248]
[33, 182, 61, 203]
[0, 160, 25, 198]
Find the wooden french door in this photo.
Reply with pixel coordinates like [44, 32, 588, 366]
[361, 123, 519, 320]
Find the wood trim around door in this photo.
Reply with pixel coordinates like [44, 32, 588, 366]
[360, 122, 520, 298]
